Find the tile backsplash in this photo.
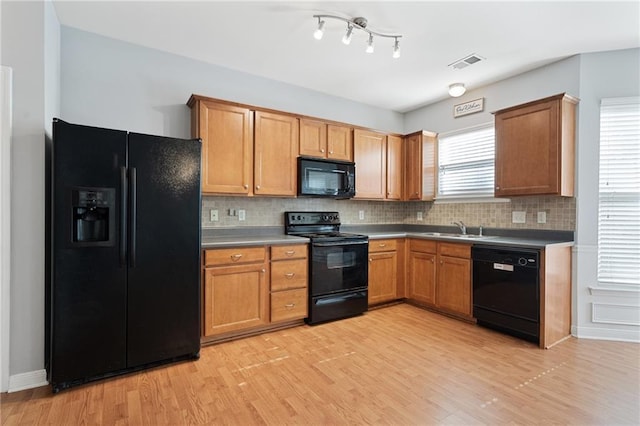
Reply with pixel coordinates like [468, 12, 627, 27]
[202, 196, 575, 230]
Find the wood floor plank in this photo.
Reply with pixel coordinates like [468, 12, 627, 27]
[2, 304, 639, 425]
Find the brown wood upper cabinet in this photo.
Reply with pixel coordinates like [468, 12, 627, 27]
[494, 93, 578, 197]
[254, 111, 299, 196]
[404, 131, 437, 201]
[187, 96, 253, 195]
[353, 129, 403, 200]
[299, 119, 353, 161]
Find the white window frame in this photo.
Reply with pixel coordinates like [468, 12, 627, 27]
[597, 96, 640, 288]
[435, 122, 502, 203]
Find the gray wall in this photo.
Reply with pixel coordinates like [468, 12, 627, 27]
[573, 48, 640, 340]
[60, 27, 404, 137]
[0, 0, 59, 383]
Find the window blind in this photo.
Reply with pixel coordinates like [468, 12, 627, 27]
[438, 124, 494, 198]
[598, 97, 640, 287]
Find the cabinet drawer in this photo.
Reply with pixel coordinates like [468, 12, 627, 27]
[271, 244, 307, 261]
[369, 239, 397, 253]
[204, 247, 266, 266]
[410, 239, 437, 253]
[438, 242, 471, 259]
[271, 260, 308, 291]
[271, 288, 308, 322]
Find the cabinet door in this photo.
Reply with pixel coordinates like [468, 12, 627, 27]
[203, 263, 268, 336]
[299, 119, 327, 158]
[495, 97, 567, 196]
[386, 135, 403, 200]
[327, 124, 353, 161]
[408, 251, 436, 305]
[353, 129, 387, 199]
[368, 251, 398, 305]
[436, 256, 471, 316]
[254, 111, 299, 196]
[197, 101, 253, 194]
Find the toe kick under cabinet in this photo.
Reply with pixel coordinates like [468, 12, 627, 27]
[202, 243, 308, 343]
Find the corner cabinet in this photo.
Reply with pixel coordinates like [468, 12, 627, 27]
[299, 119, 353, 161]
[407, 239, 472, 320]
[187, 96, 253, 195]
[353, 130, 403, 200]
[494, 93, 578, 197]
[404, 131, 437, 201]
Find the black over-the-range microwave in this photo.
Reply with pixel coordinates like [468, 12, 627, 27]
[297, 157, 356, 199]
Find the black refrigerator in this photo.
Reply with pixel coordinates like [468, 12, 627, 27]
[46, 119, 202, 392]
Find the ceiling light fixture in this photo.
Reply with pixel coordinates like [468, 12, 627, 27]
[312, 14, 403, 58]
[448, 83, 466, 97]
[313, 17, 325, 40]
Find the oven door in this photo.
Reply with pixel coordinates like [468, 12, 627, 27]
[310, 240, 368, 296]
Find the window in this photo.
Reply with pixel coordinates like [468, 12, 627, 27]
[437, 123, 495, 199]
[598, 97, 640, 287]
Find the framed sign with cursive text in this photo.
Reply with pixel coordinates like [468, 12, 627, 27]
[453, 98, 484, 118]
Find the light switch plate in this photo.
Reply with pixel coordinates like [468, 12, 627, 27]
[512, 211, 526, 224]
[359, 210, 365, 220]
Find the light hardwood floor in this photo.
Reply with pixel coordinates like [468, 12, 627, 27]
[2, 304, 639, 425]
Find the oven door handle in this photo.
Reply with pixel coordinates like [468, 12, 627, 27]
[313, 240, 369, 247]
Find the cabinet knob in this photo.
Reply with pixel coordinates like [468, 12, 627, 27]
[285, 273, 295, 279]
[369, 258, 373, 262]
[495, 186, 500, 190]
[256, 185, 261, 190]
[320, 148, 325, 153]
[244, 184, 248, 189]
[329, 150, 334, 154]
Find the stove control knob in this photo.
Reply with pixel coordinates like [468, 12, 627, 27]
[322, 214, 329, 221]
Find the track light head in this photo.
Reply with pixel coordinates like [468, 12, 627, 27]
[342, 24, 354, 45]
[313, 19, 325, 40]
[392, 38, 400, 59]
[366, 34, 374, 53]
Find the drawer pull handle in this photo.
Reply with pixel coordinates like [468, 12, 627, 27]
[285, 250, 295, 256]
[231, 254, 243, 261]
[285, 303, 296, 309]
[285, 273, 295, 279]
[379, 243, 386, 247]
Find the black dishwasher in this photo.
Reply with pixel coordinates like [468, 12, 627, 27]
[472, 245, 540, 343]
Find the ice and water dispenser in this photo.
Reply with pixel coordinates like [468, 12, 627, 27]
[71, 188, 115, 246]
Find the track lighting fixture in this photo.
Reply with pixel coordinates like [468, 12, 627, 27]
[448, 83, 466, 97]
[312, 14, 403, 58]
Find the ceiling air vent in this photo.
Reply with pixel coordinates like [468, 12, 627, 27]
[449, 53, 484, 70]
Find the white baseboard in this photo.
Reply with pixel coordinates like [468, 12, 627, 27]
[572, 325, 640, 343]
[8, 369, 48, 393]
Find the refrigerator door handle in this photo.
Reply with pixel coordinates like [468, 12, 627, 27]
[130, 167, 137, 268]
[120, 166, 127, 267]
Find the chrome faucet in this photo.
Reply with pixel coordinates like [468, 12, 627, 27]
[452, 221, 467, 235]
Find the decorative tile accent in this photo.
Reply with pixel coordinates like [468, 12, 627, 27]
[202, 196, 575, 231]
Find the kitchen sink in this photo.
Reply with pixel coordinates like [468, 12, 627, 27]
[420, 232, 497, 240]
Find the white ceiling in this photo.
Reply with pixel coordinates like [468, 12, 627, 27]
[52, 1, 640, 112]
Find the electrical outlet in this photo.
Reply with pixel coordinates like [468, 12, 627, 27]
[238, 209, 246, 221]
[210, 209, 219, 222]
[512, 211, 526, 224]
[358, 210, 365, 220]
[417, 212, 423, 221]
[537, 211, 547, 224]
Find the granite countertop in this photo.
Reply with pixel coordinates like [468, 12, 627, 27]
[201, 225, 574, 250]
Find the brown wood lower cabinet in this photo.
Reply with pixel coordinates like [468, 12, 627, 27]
[203, 247, 269, 336]
[368, 239, 399, 305]
[407, 239, 472, 320]
[202, 243, 308, 342]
